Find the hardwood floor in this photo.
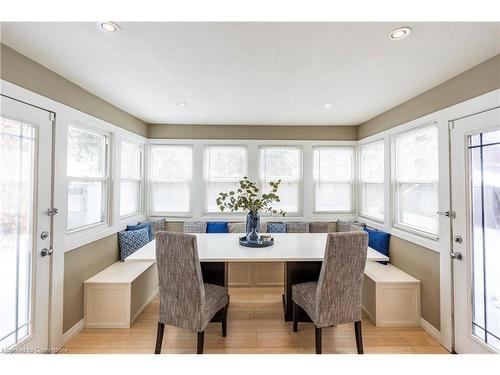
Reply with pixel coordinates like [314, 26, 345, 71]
[63, 287, 449, 354]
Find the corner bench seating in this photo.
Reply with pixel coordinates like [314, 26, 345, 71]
[84, 260, 158, 328]
[84, 218, 421, 329]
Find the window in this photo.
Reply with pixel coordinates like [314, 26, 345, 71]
[67, 126, 109, 232]
[204, 145, 247, 213]
[313, 146, 354, 213]
[260, 146, 302, 214]
[149, 145, 193, 214]
[359, 141, 384, 220]
[394, 124, 439, 237]
[120, 141, 143, 217]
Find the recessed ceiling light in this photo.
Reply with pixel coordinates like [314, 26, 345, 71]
[97, 21, 120, 33]
[324, 103, 334, 109]
[177, 102, 187, 107]
[389, 27, 412, 40]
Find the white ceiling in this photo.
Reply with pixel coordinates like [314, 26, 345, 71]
[1, 22, 499, 125]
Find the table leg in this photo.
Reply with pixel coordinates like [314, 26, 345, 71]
[283, 261, 322, 322]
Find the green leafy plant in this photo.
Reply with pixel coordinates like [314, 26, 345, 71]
[216, 177, 286, 216]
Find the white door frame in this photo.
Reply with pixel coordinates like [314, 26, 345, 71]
[1, 95, 53, 351]
[1, 79, 147, 350]
[449, 108, 499, 353]
[440, 89, 500, 352]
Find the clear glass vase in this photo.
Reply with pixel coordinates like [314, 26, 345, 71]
[245, 211, 261, 243]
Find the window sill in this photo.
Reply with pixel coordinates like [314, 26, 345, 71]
[358, 217, 440, 253]
[65, 225, 117, 252]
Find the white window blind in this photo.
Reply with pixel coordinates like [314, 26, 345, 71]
[359, 141, 384, 220]
[204, 145, 247, 213]
[394, 124, 439, 236]
[120, 141, 142, 217]
[149, 145, 193, 214]
[260, 146, 302, 214]
[313, 146, 354, 213]
[66, 126, 109, 232]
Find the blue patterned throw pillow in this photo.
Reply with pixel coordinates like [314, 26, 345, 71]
[127, 222, 153, 241]
[118, 227, 150, 261]
[267, 222, 287, 233]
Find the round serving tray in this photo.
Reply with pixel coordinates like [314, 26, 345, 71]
[239, 236, 274, 248]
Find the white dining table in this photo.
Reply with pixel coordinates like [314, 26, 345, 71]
[126, 232, 388, 322]
[125, 233, 389, 263]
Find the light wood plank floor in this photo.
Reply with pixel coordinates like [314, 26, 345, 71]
[63, 287, 449, 354]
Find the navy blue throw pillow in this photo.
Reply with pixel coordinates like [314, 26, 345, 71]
[127, 222, 153, 242]
[363, 227, 390, 264]
[118, 227, 150, 261]
[207, 222, 229, 233]
[267, 222, 287, 233]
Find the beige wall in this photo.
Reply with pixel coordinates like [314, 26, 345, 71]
[63, 235, 119, 332]
[0, 43, 148, 137]
[358, 53, 500, 139]
[149, 124, 358, 140]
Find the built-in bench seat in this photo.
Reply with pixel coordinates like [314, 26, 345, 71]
[361, 262, 421, 327]
[84, 260, 158, 328]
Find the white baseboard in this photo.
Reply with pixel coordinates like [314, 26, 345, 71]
[62, 319, 84, 346]
[420, 317, 441, 343]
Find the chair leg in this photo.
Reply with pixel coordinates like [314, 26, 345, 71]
[315, 326, 322, 354]
[154, 322, 165, 354]
[197, 331, 205, 354]
[354, 321, 363, 354]
[292, 301, 298, 332]
[221, 302, 229, 337]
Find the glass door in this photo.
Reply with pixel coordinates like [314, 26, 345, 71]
[0, 95, 53, 353]
[450, 107, 500, 353]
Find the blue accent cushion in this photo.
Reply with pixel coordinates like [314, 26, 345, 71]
[267, 222, 287, 233]
[127, 222, 153, 242]
[207, 222, 229, 233]
[364, 227, 390, 264]
[118, 227, 150, 261]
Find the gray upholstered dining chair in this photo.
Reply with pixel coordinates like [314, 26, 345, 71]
[154, 232, 229, 354]
[292, 231, 368, 354]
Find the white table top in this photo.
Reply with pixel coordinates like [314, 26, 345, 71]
[125, 233, 389, 263]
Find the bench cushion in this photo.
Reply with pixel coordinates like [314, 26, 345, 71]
[118, 227, 150, 261]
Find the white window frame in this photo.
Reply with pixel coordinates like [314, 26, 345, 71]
[66, 121, 112, 234]
[147, 144, 194, 217]
[119, 140, 144, 218]
[312, 145, 355, 214]
[258, 145, 303, 216]
[391, 122, 440, 240]
[357, 140, 385, 222]
[203, 144, 248, 215]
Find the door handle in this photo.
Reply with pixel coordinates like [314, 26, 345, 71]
[450, 251, 462, 260]
[437, 210, 456, 218]
[40, 248, 53, 257]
